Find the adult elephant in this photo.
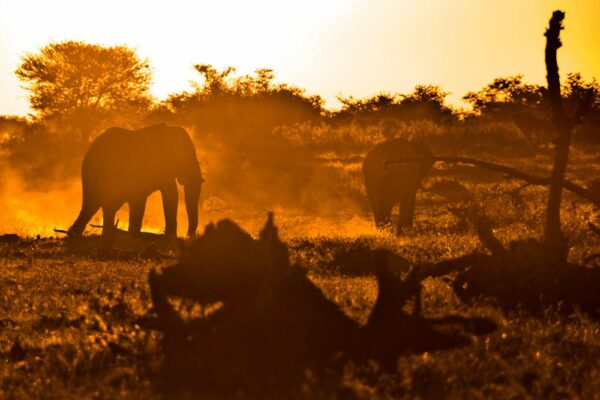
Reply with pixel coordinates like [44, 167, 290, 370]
[362, 138, 433, 234]
[68, 124, 203, 237]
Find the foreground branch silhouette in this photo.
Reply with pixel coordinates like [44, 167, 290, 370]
[145, 214, 496, 395]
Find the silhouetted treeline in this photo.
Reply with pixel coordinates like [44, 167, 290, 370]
[463, 74, 600, 143]
[147, 65, 323, 137]
[333, 85, 455, 126]
[1, 41, 599, 210]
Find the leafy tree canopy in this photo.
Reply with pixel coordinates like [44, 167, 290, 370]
[16, 41, 153, 120]
[562, 73, 600, 111]
[155, 65, 324, 135]
[462, 75, 546, 115]
[165, 64, 323, 110]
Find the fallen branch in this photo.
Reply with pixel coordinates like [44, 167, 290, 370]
[89, 219, 120, 230]
[386, 156, 600, 209]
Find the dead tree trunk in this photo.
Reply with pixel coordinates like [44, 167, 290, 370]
[542, 11, 594, 261]
[543, 11, 570, 260]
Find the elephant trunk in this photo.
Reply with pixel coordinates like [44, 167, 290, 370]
[176, 134, 203, 237]
[184, 180, 201, 237]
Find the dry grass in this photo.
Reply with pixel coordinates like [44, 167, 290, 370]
[1, 147, 600, 399]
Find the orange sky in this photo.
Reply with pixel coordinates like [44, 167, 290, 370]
[0, 0, 599, 116]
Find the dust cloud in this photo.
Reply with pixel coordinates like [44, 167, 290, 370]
[0, 140, 374, 238]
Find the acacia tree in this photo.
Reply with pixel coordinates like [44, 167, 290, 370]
[16, 41, 153, 140]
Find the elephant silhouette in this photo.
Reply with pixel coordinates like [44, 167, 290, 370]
[362, 138, 433, 234]
[68, 124, 203, 237]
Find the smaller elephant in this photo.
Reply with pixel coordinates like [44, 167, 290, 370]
[68, 124, 203, 237]
[362, 138, 434, 234]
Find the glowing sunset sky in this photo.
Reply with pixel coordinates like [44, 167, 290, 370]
[0, 0, 599, 116]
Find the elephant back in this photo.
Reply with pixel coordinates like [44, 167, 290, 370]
[80, 124, 200, 198]
[363, 138, 422, 175]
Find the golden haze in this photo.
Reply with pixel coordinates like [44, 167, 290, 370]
[0, 0, 598, 115]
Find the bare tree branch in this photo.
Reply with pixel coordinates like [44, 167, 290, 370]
[386, 156, 600, 209]
[419, 252, 492, 280]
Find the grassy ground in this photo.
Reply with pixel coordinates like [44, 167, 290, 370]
[1, 148, 600, 399]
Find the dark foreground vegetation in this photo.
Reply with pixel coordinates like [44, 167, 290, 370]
[2, 132, 600, 398]
[1, 180, 600, 399]
[2, 9, 600, 400]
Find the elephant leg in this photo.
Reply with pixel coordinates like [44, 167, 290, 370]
[397, 192, 417, 231]
[379, 200, 394, 229]
[102, 205, 118, 236]
[366, 185, 392, 229]
[128, 197, 147, 234]
[161, 181, 178, 236]
[372, 196, 393, 230]
[68, 197, 99, 236]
